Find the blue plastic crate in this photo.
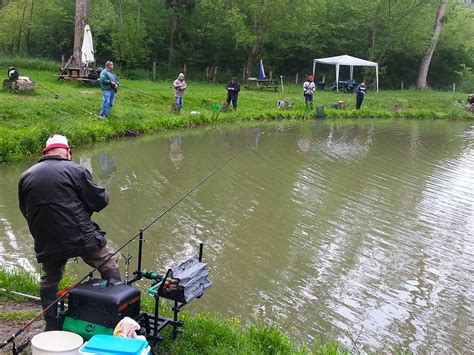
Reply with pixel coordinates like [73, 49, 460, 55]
[80, 335, 149, 355]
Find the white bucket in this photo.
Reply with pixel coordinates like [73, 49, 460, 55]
[31, 331, 84, 355]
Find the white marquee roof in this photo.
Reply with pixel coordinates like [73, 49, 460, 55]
[312, 55, 379, 92]
[315, 54, 377, 67]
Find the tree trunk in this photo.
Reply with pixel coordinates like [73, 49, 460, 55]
[25, 0, 35, 55]
[416, 1, 446, 89]
[168, 7, 179, 69]
[73, 0, 89, 67]
[244, 47, 256, 79]
[16, 0, 29, 54]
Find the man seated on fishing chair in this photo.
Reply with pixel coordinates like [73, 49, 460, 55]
[18, 134, 121, 331]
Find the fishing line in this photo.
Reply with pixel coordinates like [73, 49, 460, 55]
[0, 145, 246, 350]
[120, 86, 161, 100]
[34, 81, 62, 99]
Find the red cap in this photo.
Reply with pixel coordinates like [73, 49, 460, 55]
[43, 134, 69, 153]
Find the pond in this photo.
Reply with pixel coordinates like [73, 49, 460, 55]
[1, 119, 473, 352]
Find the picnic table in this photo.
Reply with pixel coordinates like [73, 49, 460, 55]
[245, 77, 278, 91]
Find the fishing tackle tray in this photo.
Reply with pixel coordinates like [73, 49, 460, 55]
[148, 256, 212, 304]
[65, 279, 140, 328]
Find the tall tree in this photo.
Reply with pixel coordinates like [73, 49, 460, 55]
[73, 0, 89, 66]
[166, 0, 195, 69]
[416, 0, 447, 89]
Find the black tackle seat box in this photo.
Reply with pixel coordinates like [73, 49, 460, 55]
[65, 278, 140, 330]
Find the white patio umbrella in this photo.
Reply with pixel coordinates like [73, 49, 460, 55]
[81, 24, 94, 67]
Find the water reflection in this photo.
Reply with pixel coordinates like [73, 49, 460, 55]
[0, 120, 472, 353]
[169, 136, 184, 169]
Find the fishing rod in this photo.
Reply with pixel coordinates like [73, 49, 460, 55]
[120, 86, 161, 100]
[34, 81, 62, 99]
[0, 288, 40, 301]
[0, 146, 246, 351]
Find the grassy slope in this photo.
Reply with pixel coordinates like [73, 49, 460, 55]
[0, 269, 345, 354]
[1, 68, 472, 162]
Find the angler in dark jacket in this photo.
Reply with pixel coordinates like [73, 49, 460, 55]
[355, 81, 367, 110]
[225, 77, 241, 110]
[18, 134, 121, 330]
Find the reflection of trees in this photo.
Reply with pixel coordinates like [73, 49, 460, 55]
[286, 121, 473, 350]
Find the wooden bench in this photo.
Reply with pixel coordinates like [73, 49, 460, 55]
[245, 77, 278, 91]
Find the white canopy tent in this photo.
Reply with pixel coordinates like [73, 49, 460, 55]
[312, 55, 379, 92]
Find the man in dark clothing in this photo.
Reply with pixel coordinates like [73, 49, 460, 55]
[355, 81, 367, 110]
[225, 77, 240, 111]
[18, 134, 121, 330]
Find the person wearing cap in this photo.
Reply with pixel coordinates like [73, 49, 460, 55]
[99, 60, 119, 118]
[303, 75, 316, 109]
[225, 77, 241, 111]
[18, 134, 121, 331]
[355, 81, 367, 110]
[172, 73, 187, 111]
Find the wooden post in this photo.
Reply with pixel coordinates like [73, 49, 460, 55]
[401, 81, 404, 90]
[183, 63, 187, 75]
[452, 82, 455, 92]
[61, 54, 65, 66]
[152, 62, 156, 81]
[322, 76, 325, 83]
[295, 73, 299, 84]
[206, 66, 210, 80]
[213, 66, 218, 83]
[269, 67, 273, 80]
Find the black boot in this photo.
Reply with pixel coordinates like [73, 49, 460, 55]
[40, 289, 58, 331]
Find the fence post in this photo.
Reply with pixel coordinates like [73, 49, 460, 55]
[183, 63, 187, 76]
[269, 67, 273, 80]
[213, 66, 218, 83]
[206, 66, 210, 81]
[401, 81, 404, 90]
[452, 82, 456, 92]
[295, 73, 299, 84]
[61, 54, 65, 66]
[152, 62, 156, 81]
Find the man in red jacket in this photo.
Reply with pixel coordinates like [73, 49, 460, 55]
[18, 134, 121, 330]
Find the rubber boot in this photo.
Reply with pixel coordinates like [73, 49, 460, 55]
[40, 289, 58, 331]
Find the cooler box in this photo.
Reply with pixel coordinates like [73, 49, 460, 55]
[63, 279, 140, 339]
[79, 335, 149, 355]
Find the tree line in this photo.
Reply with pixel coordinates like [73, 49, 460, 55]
[0, 0, 473, 89]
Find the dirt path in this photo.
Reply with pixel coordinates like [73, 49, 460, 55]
[0, 299, 43, 353]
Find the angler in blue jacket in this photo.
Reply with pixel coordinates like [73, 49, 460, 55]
[355, 81, 367, 110]
[99, 61, 119, 118]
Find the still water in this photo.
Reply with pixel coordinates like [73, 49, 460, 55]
[1, 119, 473, 352]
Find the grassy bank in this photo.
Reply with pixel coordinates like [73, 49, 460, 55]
[0, 269, 344, 354]
[1, 62, 472, 162]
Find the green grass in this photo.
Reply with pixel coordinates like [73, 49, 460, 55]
[0, 310, 38, 323]
[0, 268, 346, 354]
[1, 64, 472, 162]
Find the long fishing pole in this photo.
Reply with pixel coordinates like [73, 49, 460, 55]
[0, 146, 246, 350]
[120, 86, 161, 100]
[34, 81, 62, 99]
